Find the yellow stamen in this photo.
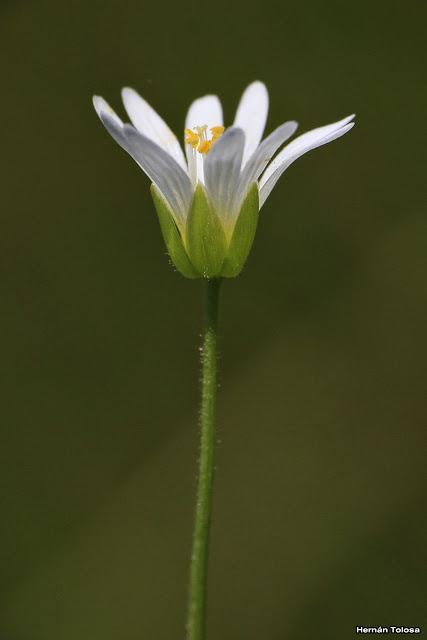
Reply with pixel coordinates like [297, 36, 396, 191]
[210, 125, 225, 141]
[198, 140, 212, 154]
[184, 124, 225, 154]
[184, 128, 200, 148]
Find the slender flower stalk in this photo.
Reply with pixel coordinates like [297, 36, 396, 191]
[187, 278, 221, 640]
[91, 80, 355, 639]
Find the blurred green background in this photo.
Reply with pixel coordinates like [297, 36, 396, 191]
[1, 0, 426, 638]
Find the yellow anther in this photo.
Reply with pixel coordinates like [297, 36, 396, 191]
[184, 124, 225, 155]
[210, 125, 225, 141]
[198, 140, 212, 154]
[184, 128, 200, 148]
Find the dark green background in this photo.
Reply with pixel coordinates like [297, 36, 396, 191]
[1, 0, 426, 638]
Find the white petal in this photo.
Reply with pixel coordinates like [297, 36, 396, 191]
[204, 127, 245, 223]
[93, 95, 124, 127]
[185, 95, 223, 185]
[94, 102, 193, 225]
[236, 120, 298, 209]
[185, 94, 223, 130]
[259, 115, 355, 207]
[121, 87, 187, 171]
[262, 114, 355, 182]
[122, 127, 193, 226]
[233, 81, 269, 166]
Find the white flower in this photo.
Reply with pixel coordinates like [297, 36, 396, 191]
[93, 81, 354, 278]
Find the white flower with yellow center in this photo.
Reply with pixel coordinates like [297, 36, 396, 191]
[93, 82, 354, 278]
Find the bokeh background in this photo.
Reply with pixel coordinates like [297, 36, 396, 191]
[1, 0, 426, 638]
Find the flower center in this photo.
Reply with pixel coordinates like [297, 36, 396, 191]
[184, 125, 225, 154]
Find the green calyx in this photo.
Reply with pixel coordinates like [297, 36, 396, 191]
[150, 185, 199, 279]
[150, 183, 259, 279]
[220, 184, 259, 278]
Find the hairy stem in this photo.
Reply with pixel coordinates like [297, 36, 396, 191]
[186, 278, 222, 640]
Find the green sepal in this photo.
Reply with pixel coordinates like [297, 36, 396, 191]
[186, 184, 227, 278]
[220, 183, 259, 278]
[150, 184, 199, 279]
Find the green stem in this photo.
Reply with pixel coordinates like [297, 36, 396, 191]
[187, 278, 222, 640]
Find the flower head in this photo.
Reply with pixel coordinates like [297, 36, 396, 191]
[93, 82, 354, 278]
